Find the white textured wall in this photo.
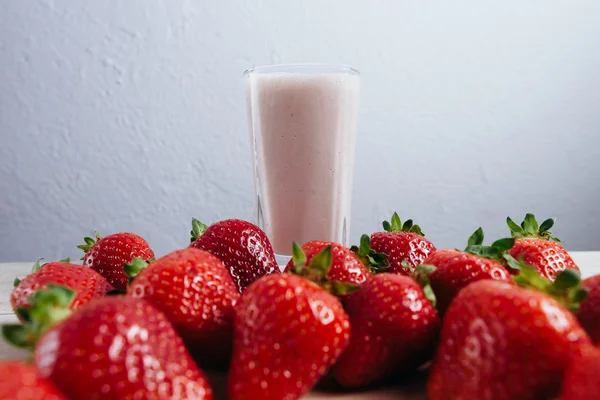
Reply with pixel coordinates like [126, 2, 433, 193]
[1, 1, 599, 262]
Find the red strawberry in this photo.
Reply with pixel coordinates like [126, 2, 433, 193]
[4, 286, 213, 400]
[229, 263, 351, 400]
[370, 213, 437, 274]
[506, 213, 579, 280]
[127, 248, 240, 369]
[423, 228, 514, 314]
[559, 345, 600, 400]
[284, 239, 372, 293]
[332, 273, 440, 388]
[0, 361, 66, 399]
[78, 232, 154, 291]
[428, 279, 591, 400]
[11, 259, 113, 317]
[189, 218, 278, 292]
[577, 274, 600, 344]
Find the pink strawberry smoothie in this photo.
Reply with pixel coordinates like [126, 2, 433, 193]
[245, 65, 360, 257]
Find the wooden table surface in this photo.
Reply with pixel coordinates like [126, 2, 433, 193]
[1, 252, 599, 399]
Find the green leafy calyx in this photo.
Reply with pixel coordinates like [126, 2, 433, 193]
[411, 264, 438, 308]
[506, 213, 560, 242]
[31, 258, 44, 273]
[350, 234, 389, 274]
[76, 232, 102, 259]
[124, 257, 150, 285]
[507, 255, 586, 311]
[2, 285, 76, 350]
[190, 218, 208, 243]
[382, 212, 425, 236]
[290, 244, 358, 296]
[464, 227, 515, 261]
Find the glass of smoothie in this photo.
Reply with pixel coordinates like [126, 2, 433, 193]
[244, 64, 360, 265]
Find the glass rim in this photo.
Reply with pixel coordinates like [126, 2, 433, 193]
[243, 63, 359, 76]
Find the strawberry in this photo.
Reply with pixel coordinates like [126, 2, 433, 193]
[559, 345, 600, 400]
[229, 259, 351, 400]
[576, 274, 600, 344]
[427, 279, 591, 400]
[11, 259, 113, 318]
[78, 232, 154, 291]
[423, 228, 515, 314]
[506, 213, 579, 280]
[189, 218, 278, 292]
[332, 273, 440, 388]
[126, 248, 240, 369]
[284, 239, 372, 293]
[370, 213, 437, 274]
[0, 361, 66, 399]
[4, 286, 213, 400]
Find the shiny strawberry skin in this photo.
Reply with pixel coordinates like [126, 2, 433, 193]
[283, 241, 371, 286]
[11, 262, 113, 313]
[189, 219, 278, 292]
[127, 248, 240, 368]
[370, 231, 436, 274]
[577, 274, 600, 344]
[428, 280, 591, 400]
[333, 273, 440, 388]
[34, 297, 213, 400]
[228, 274, 350, 400]
[559, 345, 600, 400]
[83, 232, 154, 291]
[508, 238, 579, 280]
[425, 249, 513, 315]
[0, 361, 66, 400]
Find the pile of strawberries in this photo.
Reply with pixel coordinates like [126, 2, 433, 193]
[2, 213, 600, 400]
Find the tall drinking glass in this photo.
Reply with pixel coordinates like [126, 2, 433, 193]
[245, 64, 360, 265]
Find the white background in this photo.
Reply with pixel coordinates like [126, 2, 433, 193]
[1, 1, 599, 261]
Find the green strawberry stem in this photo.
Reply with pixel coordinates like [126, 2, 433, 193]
[31, 258, 45, 273]
[381, 212, 425, 236]
[506, 213, 561, 242]
[291, 241, 307, 270]
[505, 254, 587, 311]
[383, 213, 401, 232]
[123, 257, 150, 285]
[463, 227, 515, 262]
[2, 285, 76, 350]
[467, 227, 484, 247]
[411, 264, 438, 308]
[290, 244, 358, 296]
[190, 218, 208, 243]
[76, 232, 102, 254]
[349, 234, 390, 274]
